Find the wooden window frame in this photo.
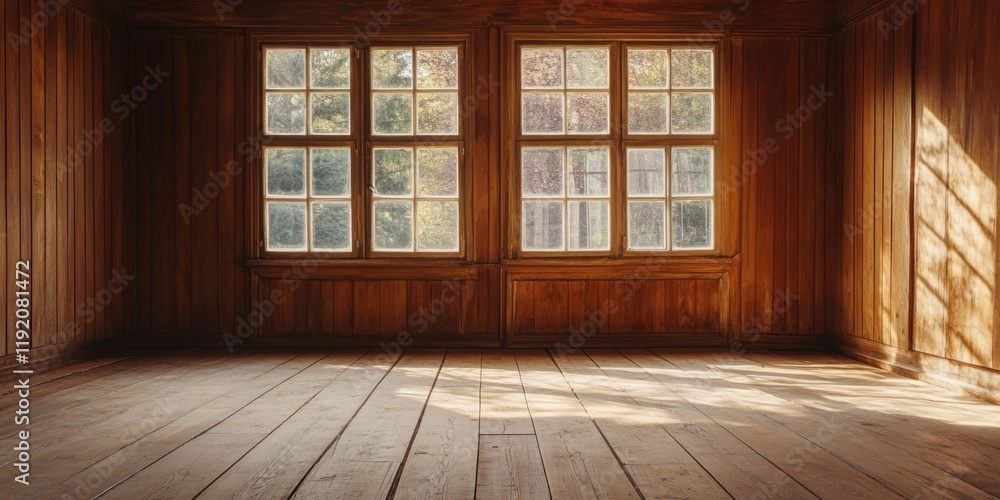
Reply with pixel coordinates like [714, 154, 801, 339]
[249, 32, 474, 262]
[505, 32, 724, 259]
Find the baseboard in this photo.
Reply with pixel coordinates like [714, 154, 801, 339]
[836, 335, 1000, 405]
[0, 336, 130, 380]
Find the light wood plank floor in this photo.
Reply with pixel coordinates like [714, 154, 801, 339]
[3, 349, 1000, 499]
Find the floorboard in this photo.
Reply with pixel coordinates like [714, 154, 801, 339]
[3, 349, 997, 500]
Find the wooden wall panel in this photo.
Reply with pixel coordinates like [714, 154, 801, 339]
[836, 0, 999, 376]
[1, 2, 127, 368]
[123, 0, 836, 32]
[130, 34, 246, 341]
[732, 36, 835, 340]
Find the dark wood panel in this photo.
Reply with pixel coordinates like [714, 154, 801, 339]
[1, 3, 127, 365]
[124, 0, 836, 32]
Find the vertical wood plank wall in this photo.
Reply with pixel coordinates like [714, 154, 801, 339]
[127, 31, 835, 347]
[836, 0, 1000, 376]
[1, 1, 127, 367]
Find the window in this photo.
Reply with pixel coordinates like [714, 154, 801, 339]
[515, 42, 717, 255]
[262, 44, 464, 255]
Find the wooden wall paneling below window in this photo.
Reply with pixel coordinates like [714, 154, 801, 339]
[1, 1, 127, 368]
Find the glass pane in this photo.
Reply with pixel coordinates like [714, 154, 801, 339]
[671, 49, 713, 89]
[521, 148, 564, 197]
[568, 200, 609, 251]
[312, 202, 351, 251]
[266, 49, 305, 89]
[311, 48, 350, 89]
[672, 147, 713, 196]
[628, 49, 668, 89]
[521, 48, 563, 89]
[373, 93, 413, 134]
[417, 148, 459, 197]
[266, 93, 306, 135]
[567, 147, 609, 197]
[417, 48, 459, 89]
[672, 200, 713, 249]
[373, 148, 413, 197]
[522, 201, 563, 251]
[374, 201, 413, 251]
[671, 93, 713, 134]
[566, 48, 608, 89]
[310, 92, 350, 134]
[628, 92, 669, 134]
[267, 202, 307, 250]
[522, 93, 564, 134]
[627, 148, 666, 196]
[417, 201, 459, 251]
[266, 148, 306, 197]
[311, 148, 351, 197]
[566, 92, 609, 134]
[416, 92, 458, 135]
[372, 49, 413, 89]
[629, 201, 666, 250]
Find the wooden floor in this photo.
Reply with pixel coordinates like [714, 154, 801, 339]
[3, 349, 1000, 499]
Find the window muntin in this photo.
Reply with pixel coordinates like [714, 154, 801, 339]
[262, 44, 463, 256]
[371, 47, 459, 136]
[265, 48, 351, 136]
[372, 147, 461, 252]
[517, 42, 717, 255]
[264, 147, 352, 252]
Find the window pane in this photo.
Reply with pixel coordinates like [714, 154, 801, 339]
[373, 92, 413, 134]
[627, 148, 666, 196]
[417, 48, 459, 89]
[417, 201, 459, 251]
[521, 48, 563, 89]
[311, 148, 351, 197]
[310, 92, 350, 134]
[417, 148, 459, 197]
[372, 49, 413, 89]
[311, 48, 350, 89]
[671, 93, 713, 134]
[566, 92, 609, 134]
[266, 93, 306, 135]
[266, 49, 305, 89]
[522, 148, 564, 197]
[628, 50, 668, 89]
[566, 48, 608, 89]
[671, 49, 713, 89]
[373, 201, 414, 251]
[568, 200, 609, 251]
[312, 202, 351, 251]
[672, 200, 712, 249]
[567, 147, 609, 197]
[672, 147, 713, 196]
[267, 202, 307, 250]
[522, 201, 563, 251]
[416, 92, 458, 135]
[266, 148, 306, 197]
[629, 201, 666, 250]
[628, 93, 669, 134]
[373, 148, 413, 196]
[522, 93, 564, 134]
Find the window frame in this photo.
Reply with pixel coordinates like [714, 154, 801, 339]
[506, 34, 723, 259]
[252, 33, 473, 261]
